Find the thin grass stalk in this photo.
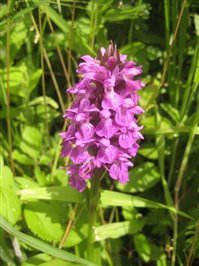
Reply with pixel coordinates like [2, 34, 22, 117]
[155, 106, 173, 213]
[47, 17, 71, 87]
[171, 99, 199, 266]
[59, 204, 78, 248]
[89, 0, 99, 49]
[67, 0, 76, 85]
[164, 0, 170, 51]
[38, 8, 51, 147]
[6, 3, 15, 175]
[25, 1, 66, 114]
[175, 2, 189, 107]
[186, 220, 199, 266]
[138, 0, 187, 123]
[160, 0, 186, 88]
[181, 39, 199, 118]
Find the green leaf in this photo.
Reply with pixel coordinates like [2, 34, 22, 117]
[0, 216, 97, 266]
[117, 162, 160, 193]
[194, 14, 199, 36]
[10, 20, 28, 60]
[134, 234, 151, 262]
[13, 150, 34, 165]
[39, 4, 70, 34]
[100, 190, 192, 219]
[0, 186, 21, 225]
[29, 96, 59, 109]
[95, 221, 143, 241]
[0, 64, 29, 97]
[138, 144, 158, 159]
[29, 69, 42, 92]
[39, 258, 84, 266]
[15, 176, 39, 189]
[103, 4, 149, 22]
[19, 186, 84, 203]
[0, 228, 15, 266]
[24, 202, 65, 242]
[0, 165, 14, 187]
[63, 229, 84, 248]
[160, 103, 180, 123]
[22, 253, 52, 266]
[20, 126, 42, 159]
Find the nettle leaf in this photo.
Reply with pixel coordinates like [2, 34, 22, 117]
[117, 162, 160, 193]
[134, 234, 151, 262]
[63, 229, 84, 248]
[0, 187, 21, 225]
[20, 126, 42, 159]
[24, 202, 66, 242]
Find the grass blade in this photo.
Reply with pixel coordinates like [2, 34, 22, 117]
[0, 216, 97, 266]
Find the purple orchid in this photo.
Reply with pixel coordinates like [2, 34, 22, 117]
[60, 42, 144, 192]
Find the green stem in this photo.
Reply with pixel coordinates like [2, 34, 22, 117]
[171, 97, 199, 266]
[87, 173, 101, 262]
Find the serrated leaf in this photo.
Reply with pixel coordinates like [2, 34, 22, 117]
[24, 202, 65, 242]
[0, 217, 96, 266]
[134, 234, 151, 262]
[0, 187, 21, 225]
[117, 162, 160, 192]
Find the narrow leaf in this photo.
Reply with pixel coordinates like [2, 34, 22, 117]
[0, 217, 97, 266]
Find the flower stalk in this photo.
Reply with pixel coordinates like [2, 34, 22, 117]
[87, 173, 101, 262]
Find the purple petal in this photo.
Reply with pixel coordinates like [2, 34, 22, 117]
[102, 91, 123, 110]
[75, 123, 95, 140]
[97, 145, 118, 164]
[128, 143, 139, 157]
[70, 146, 89, 164]
[95, 118, 117, 138]
[69, 176, 86, 192]
[119, 132, 134, 149]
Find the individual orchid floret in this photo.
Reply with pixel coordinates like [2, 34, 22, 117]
[60, 41, 144, 192]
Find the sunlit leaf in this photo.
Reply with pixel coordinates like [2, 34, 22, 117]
[0, 217, 96, 266]
[134, 234, 151, 262]
[117, 162, 160, 193]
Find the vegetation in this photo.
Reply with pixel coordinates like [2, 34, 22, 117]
[0, 0, 199, 265]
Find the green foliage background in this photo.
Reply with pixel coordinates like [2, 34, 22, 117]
[0, 0, 199, 265]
